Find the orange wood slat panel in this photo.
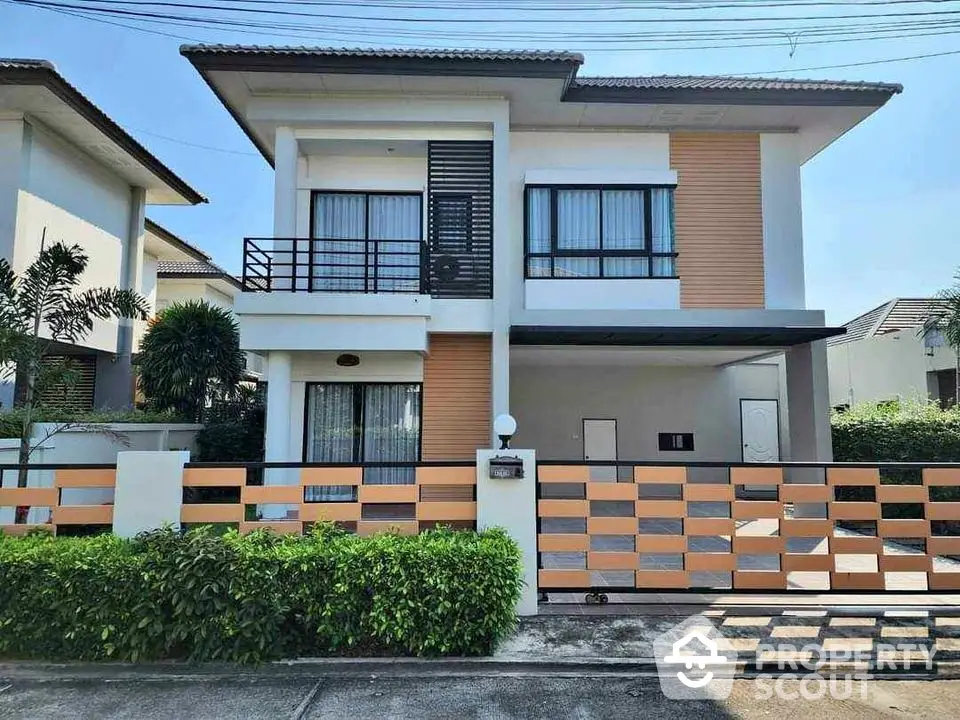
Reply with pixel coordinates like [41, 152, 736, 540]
[55, 469, 116, 488]
[416, 501, 477, 521]
[358, 485, 418, 504]
[539, 534, 590, 552]
[731, 501, 783, 519]
[877, 519, 930, 537]
[241, 485, 303, 505]
[357, 520, 419, 536]
[421, 334, 491, 460]
[730, 467, 783, 486]
[635, 570, 689, 588]
[928, 573, 960, 590]
[925, 503, 960, 521]
[588, 552, 639, 570]
[300, 503, 361, 522]
[416, 466, 476, 485]
[182, 468, 245, 487]
[635, 500, 686, 518]
[685, 553, 737, 572]
[827, 468, 880, 486]
[928, 537, 960, 554]
[830, 572, 885, 591]
[539, 465, 591, 483]
[0, 488, 58, 506]
[782, 554, 833, 572]
[733, 571, 787, 590]
[301, 467, 362, 486]
[180, 504, 244, 524]
[586, 482, 638, 501]
[637, 535, 687, 553]
[419, 485, 474, 502]
[732, 536, 784, 554]
[879, 555, 931, 572]
[0, 524, 53, 536]
[588, 517, 638, 535]
[877, 485, 929, 503]
[781, 519, 833, 537]
[924, 469, 960, 486]
[670, 133, 764, 308]
[829, 536, 882, 554]
[539, 570, 591, 588]
[539, 499, 588, 518]
[52, 505, 113, 525]
[634, 467, 687, 485]
[685, 518, 735, 535]
[240, 521, 301, 535]
[780, 485, 832, 503]
[683, 485, 735, 502]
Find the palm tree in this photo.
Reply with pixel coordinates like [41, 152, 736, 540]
[920, 275, 960, 407]
[138, 300, 244, 422]
[0, 238, 149, 487]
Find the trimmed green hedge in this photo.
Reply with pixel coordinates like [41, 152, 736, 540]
[0, 525, 523, 663]
[832, 401, 960, 462]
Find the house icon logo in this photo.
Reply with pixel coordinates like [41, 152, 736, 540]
[654, 615, 738, 700]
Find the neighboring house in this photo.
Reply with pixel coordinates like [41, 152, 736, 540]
[0, 59, 205, 410]
[181, 45, 899, 471]
[827, 298, 957, 409]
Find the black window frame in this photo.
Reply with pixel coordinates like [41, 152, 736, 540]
[523, 184, 678, 280]
[309, 190, 425, 293]
[301, 381, 424, 464]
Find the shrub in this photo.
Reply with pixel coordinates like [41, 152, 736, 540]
[0, 408, 190, 439]
[0, 525, 523, 663]
[832, 400, 960, 462]
[195, 386, 265, 462]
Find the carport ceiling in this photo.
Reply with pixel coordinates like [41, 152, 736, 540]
[510, 346, 777, 367]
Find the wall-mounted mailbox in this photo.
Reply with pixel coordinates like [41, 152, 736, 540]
[489, 455, 524, 480]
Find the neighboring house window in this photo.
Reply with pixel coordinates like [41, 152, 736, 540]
[525, 186, 676, 278]
[311, 192, 422, 293]
[304, 383, 422, 501]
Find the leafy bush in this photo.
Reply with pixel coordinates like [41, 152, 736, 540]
[195, 386, 265, 462]
[0, 408, 190, 439]
[832, 400, 960, 462]
[0, 525, 523, 663]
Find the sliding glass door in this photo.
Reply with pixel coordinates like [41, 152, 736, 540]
[304, 383, 422, 500]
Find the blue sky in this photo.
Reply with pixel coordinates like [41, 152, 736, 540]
[2, 0, 959, 325]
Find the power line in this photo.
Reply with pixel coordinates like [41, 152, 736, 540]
[739, 45, 960, 72]
[129, 127, 262, 156]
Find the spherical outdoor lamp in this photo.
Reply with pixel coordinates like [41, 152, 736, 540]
[494, 413, 517, 450]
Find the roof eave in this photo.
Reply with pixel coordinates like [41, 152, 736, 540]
[158, 270, 242, 290]
[562, 85, 901, 107]
[144, 219, 211, 262]
[0, 65, 207, 205]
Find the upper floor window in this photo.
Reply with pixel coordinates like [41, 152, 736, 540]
[525, 186, 676, 279]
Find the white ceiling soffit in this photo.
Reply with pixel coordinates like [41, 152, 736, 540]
[510, 345, 780, 367]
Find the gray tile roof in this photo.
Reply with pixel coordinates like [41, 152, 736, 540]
[157, 260, 241, 289]
[180, 45, 585, 63]
[572, 75, 903, 94]
[145, 219, 210, 262]
[0, 58, 55, 70]
[829, 298, 945, 346]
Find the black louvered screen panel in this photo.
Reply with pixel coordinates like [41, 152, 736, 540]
[35, 355, 97, 413]
[427, 141, 493, 298]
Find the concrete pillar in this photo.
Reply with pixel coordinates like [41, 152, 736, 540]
[785, 340, 833, 461]
[113, 451, 188, 538]
[264, 351, 293, 470]
[476, 448, 538, 616]
[490, 108, 512, 444]
[273, 127, 299, 292]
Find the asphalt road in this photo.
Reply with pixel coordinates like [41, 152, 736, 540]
[0, 673, 956, 719]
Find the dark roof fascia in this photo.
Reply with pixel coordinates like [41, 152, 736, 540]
[0, 65, 206, 205]
[510, 325, 846, 347]
[562, 84, 899, 108]
[144, 218, 211, 262]
[157, 270, 242, 290]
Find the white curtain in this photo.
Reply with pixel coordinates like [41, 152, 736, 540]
[650, 188, 675, 277]
[602, 190, 647, 278]
[362, 385, 421, 486]
[368, 195, 421, 292]
[555, 189, 599, 277]
[526, 188, 552, 277]
[304, 384, 356, 502]
[312, 194, 366, 291]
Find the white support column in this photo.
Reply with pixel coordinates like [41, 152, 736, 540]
[785, 340, 833, 461]
[264, 350, 293, 475]
[490, 107, 512, 444]
[274, 126, 298, 237]
[477, 448, 538, 616]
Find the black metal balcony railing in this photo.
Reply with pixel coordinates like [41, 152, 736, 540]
[242, 238, 427, 294]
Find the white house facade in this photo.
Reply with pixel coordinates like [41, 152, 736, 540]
[181, 46, 900, 475]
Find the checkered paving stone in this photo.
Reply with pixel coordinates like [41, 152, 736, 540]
[696, 609, 960, 672]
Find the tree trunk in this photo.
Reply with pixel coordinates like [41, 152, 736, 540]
[16, 362, 35, 488]
[955, 352, 960, 408]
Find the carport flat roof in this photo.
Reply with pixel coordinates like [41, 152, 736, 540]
[509, 325, 845, 347]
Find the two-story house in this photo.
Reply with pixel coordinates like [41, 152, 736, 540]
[0, 59, 205, 409]
[828, 298, 957, 409]
[182, 46, 899, 477]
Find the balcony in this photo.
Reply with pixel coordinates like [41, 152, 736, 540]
[242, 237, 426, 294]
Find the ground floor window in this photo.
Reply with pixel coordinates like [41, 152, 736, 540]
[304, 383, 421, 500]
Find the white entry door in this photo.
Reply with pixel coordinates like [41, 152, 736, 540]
[583, 419, 618, 480]
[740, 400, 781, 462]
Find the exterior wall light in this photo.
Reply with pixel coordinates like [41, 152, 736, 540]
[494, 413, 517, 450]
[336, 353, 360, 367]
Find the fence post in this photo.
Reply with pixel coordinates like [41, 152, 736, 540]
[112, 451, 189, 538]
[476, 448, 538, 616]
